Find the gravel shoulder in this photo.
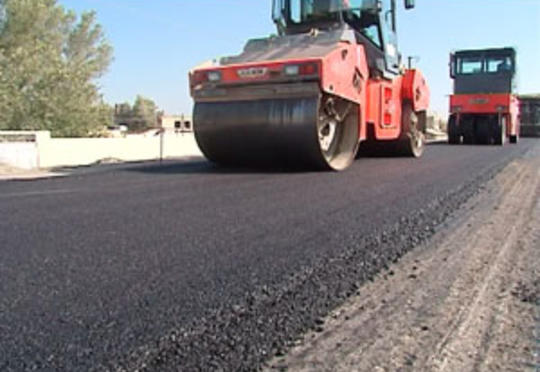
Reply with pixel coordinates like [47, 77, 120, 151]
[268, 145, 540, 372]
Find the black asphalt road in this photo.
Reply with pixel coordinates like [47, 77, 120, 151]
[0, 140, 537, 371]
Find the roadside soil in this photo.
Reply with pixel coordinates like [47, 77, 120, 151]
[0, 163, 27, 175]
[0, 163, 63, 181]
[267, 145, 540, 372]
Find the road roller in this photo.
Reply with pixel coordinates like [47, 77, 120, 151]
[448, 47, 520, 145]
[189, 0, 430, 171]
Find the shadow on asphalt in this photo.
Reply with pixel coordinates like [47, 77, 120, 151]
[125, 160, 316, 175]
[51, 142, 515, 178]
[115, 143, 462, 175]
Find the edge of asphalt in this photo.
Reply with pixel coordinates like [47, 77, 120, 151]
[0, 139, 449, 182]
[0, 156, 206, 182]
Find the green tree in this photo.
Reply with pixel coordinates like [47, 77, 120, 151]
[0, 0, 113, 137]
[131, 95, 158, 129]
[113, 96, 159, 132]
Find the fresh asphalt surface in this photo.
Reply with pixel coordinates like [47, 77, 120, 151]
[0, 140, 537, 371]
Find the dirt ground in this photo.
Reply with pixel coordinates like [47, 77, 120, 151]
[0, 163, 64, 181]
[267, 145, 540, 372]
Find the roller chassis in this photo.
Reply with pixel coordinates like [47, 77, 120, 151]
[448, 94, 520, 146]
[189, 2, 430, 171]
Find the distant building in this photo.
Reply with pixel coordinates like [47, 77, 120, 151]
[159, 115, 193, 132]
[426, 111, 447, 132]
[519, 94, 540, 137]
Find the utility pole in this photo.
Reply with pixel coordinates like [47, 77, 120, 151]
[155, 127, 165, 163]
[160, 128, 164, 163]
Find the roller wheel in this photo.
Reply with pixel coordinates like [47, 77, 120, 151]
[447, 114, 460, 144]
[193, 94, 359, 171]
[475, 118, 491, 145]
[510, 134, 519, 144]
[315, 96, 360, 170]
[399, 103, 425, 157]
[462, 119, 476, 145]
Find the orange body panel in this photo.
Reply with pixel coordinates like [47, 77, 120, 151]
[190, 59, 322, 86]
[402, 69, 430, 112]
[365, 78, 402, 140]
[319, 42, 369, 141]
[363, 69, 429, 141]
[320, 43, 366, 104]
[319, 44, 429, 141]
[450, 93, 515, 114]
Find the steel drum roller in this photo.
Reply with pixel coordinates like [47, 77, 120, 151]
[194, 95, 359, 170]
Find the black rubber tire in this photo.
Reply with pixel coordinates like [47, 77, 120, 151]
[475, 118, 491, 145]
[462, 119, 476, 145]
[447, 115, 460, 144]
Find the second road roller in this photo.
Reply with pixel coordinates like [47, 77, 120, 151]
[189, 0, 430, 171]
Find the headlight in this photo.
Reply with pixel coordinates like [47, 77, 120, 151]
[284, 65, 300, 76]
[283, 63, 319, 77]
[207, 71, 222, 82]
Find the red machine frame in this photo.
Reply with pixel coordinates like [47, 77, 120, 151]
[449, 93, 520, 139]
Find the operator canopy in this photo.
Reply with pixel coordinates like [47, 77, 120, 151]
[287, 0, 377, 19]
[274, 0, 414, 21]
[273, 0, 386, 34]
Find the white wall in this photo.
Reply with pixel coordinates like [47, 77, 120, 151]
[0, 131, 203, 169]
[0, 142, 39, 169]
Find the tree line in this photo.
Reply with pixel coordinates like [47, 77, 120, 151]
[0, 0, 158, 137]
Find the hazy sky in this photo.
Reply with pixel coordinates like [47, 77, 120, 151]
[59, 0, 540, 116]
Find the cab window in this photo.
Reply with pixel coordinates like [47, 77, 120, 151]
[458, 57, 483, 74]
[487, 56, 512, 73]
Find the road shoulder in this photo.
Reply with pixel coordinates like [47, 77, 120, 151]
[267, 145, 540, 372]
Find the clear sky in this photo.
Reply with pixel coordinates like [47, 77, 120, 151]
[59, 0, 540, 116]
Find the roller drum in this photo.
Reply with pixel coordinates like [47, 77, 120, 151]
[194, 96, 359, 170]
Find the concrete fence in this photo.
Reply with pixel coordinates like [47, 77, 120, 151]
[0, 130, 202, 170]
